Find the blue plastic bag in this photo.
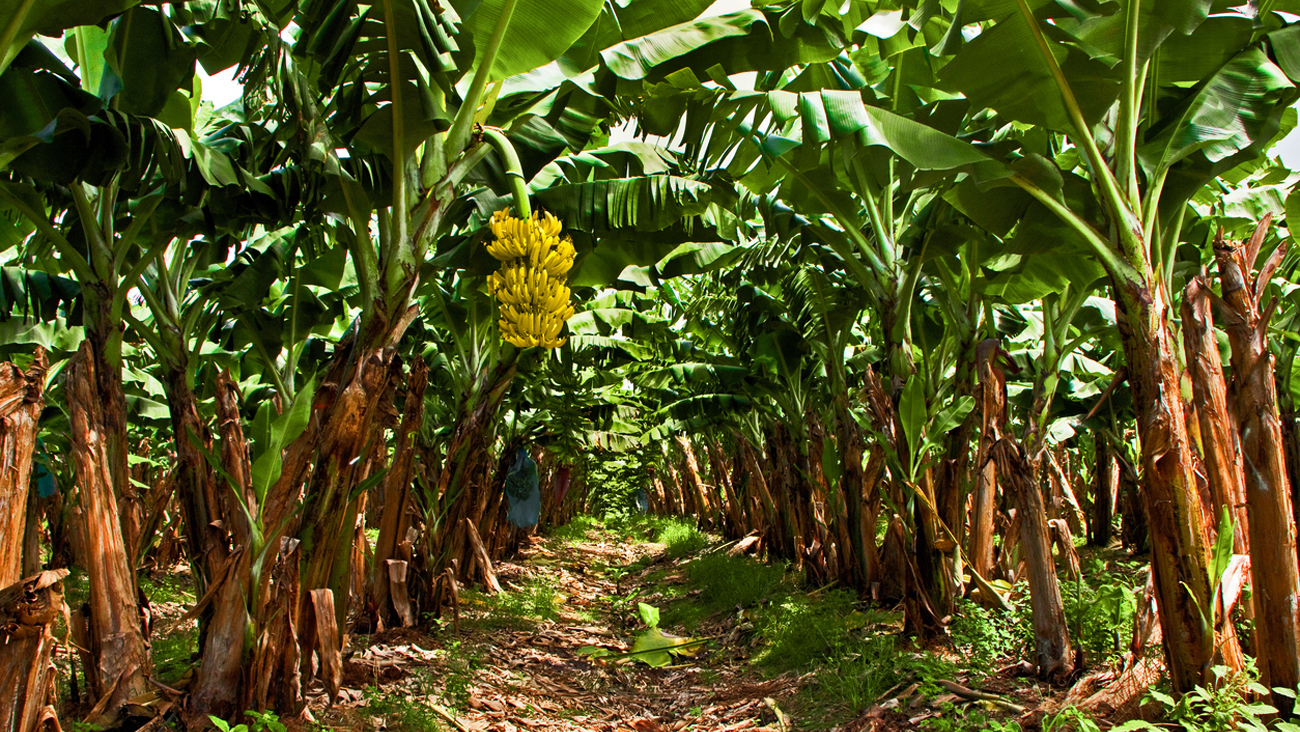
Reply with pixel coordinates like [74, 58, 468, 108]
[505, 448, 540, 529]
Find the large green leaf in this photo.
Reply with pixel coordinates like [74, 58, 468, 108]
[535, 175, 712, 234]
[558, 0, 717, 75]
[600, 9, 840, 82]
[899, 374, 926, 467]
[0, 0, 140, 75]
[458, 0, 603, 81]
[1138, 48, 1295, 177]
[1055, 0, 1212, 69]
[937, 12, 1121, 132]
[771, 90, 994, 171]
[104, 7, 197, 118]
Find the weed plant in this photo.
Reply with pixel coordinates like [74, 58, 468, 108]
[547, 515, 600, 542]
[921, 703, 1022, 732]
[686, 553, 788, 609]
[948, 598, 1029, 676]
[362, 678, 447, 732]
[754, 590, 859, 670]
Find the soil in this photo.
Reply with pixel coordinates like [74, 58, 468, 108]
[297, 528, 1077, 732]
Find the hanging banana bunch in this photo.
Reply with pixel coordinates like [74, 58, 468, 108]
[486, 208, 577, 348]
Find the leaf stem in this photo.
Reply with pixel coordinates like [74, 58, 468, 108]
[446, 0, 520, 159]
[0, 0, 36, 75]
[381, 0, 409, 301]
[482, 127, 530, 218]
[1116, 0, 1143, 208]
[1010, 173, 1141, 286]
[1011, 0, 1142, 260]
[0, 185, 94, 282]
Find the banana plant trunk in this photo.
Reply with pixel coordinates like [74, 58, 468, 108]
[187, 371, 256, 722]
[0, 351, 46, 588]
[370, 356, 428, 630]
[1212, 222, 1300, 705]
[66, 340, 150, 713]
[423, 356, 516, 589]
[970, 341, 1006, 584]
[1111, 277, 1216, 692]
[0, 569, 67, 732]
[298, 311, 413, 631]
[1088, 434, 1116, 547]
[1182, 278, 1250, 555]
[990, 439, 1073, 680]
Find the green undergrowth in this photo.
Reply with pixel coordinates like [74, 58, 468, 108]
[139, 571, 199, 684]
[654, 550, 965, 727]
[362, 668, 449, 732]
[548, 513, 710, 558]
[460, 573, 561, 631]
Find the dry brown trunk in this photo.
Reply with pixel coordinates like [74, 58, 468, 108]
[0, 351, 47, 588]
[188, 371, 255, 721]
[67, 342, 149, 714]
[1112, 273, 1215, 692]
[1182, 277, 1250, 554]
[22, 487, 41, 579]
[990, 439, 1073, 680]
[707, 438, 743, 537]
[1089, 435, 1116, 547]
[970, 344, 1006, 582]
[736, 434, 778, 545]
[371, 357, 428, 629]
[1213, 219, 1300, 703]
[676, 437, 711, 527]
[0, 569, 67, 732]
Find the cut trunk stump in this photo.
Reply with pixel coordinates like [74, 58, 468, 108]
[0, 569, 68, 732]
[464, 519, 502, 593]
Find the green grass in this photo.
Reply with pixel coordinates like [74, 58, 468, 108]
[547, 515, 601, 542]
[654, 517, 709, 558]
[462, 572, 561, 630]
[549, 514, 712, 559]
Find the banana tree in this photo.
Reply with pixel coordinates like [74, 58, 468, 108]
[707, 0, 1299, 694]
[930, 0, 1299, 695]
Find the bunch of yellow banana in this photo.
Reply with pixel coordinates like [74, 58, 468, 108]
[485, 209, 577, 348]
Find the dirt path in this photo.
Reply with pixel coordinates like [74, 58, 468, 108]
[324, 525, 799, 732]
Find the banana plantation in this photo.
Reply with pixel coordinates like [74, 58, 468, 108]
[6, 0, 1300, 730]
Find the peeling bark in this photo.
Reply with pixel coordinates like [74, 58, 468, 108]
[1112, 277, 1215, 692]
[188, 371, 255, 722]
[66, 343, 149, 714]
[970, 341, 1007, 582]
[1213, 219, 1300, 705]
[1182, 277, 1250, 555]
[0, 569, 67, 732]
[0, 350, 47, 589]
[371, 357, 428, 630]
[990, 439, 1073, 681]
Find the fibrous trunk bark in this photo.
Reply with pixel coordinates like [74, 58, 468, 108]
[0, 569, 67, 732]
[0, 350, 47, 588]
[1182, 277, 1249, 554]
[990, 439, 1073, 680]
[970, 341, 1006, 583]
[1213, 219, 1300, 706]
[1112, 277, 1215, 692]
[188, 371, 255, 721]
[67, 342, 150, 714]
[1089, 434, 1116, 547]
[371, 356, 428, 629]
